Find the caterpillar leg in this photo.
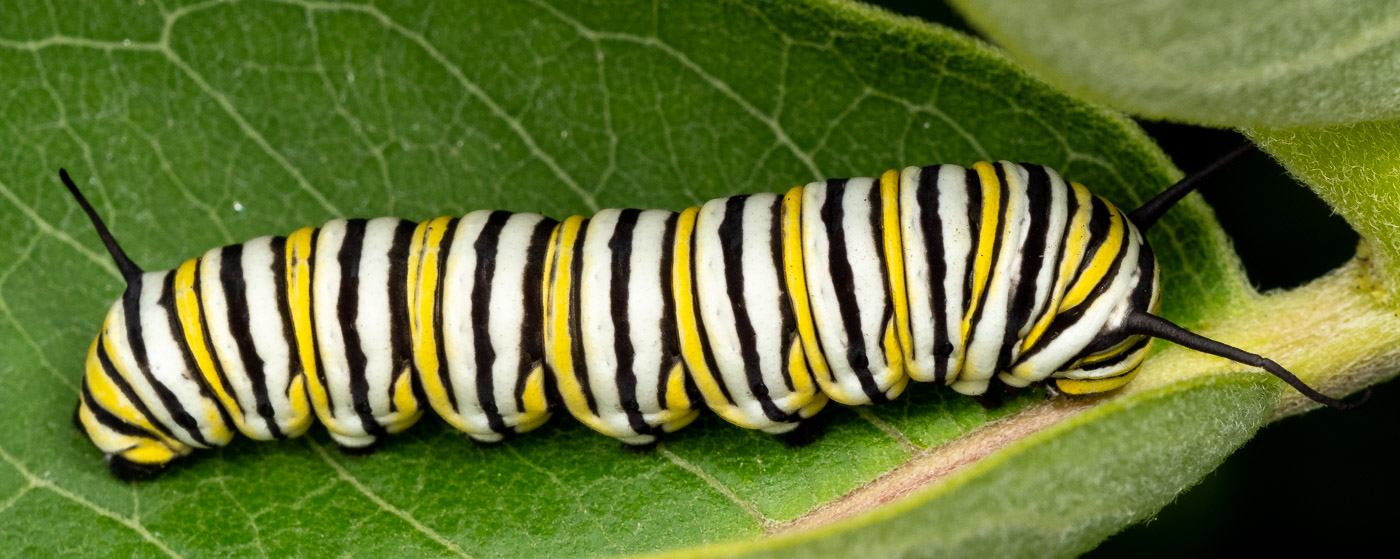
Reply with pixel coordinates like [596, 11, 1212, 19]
[973, 391, 1002, 410]
[336, 440, 381, 456]
[620, 439, 661, 452]
[775, 418, 826, 448]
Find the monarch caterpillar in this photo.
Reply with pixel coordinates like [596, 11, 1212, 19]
[66, 145, 1363, 481]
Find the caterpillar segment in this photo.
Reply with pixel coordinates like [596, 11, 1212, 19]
[545, 208, 702, 445]
[66, 155, 1361, 480]
[409, 211, 558, 443]
[685, 194, 826, 434]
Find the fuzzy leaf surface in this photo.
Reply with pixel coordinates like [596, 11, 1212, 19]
[949, 0, 1400, 128]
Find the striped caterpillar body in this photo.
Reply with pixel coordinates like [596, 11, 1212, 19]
[66, 152, 1361, 481]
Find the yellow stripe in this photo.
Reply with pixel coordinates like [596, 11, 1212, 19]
[784, 186, 846, 402]
[75, 403, 131, 456]
[881, 319, 909, 400]
[517, 365, 551, 433]
[658, 362, 701, 432]
[958, 162, 1003, 357]
[85, 335, 162, 439]
[120, 443, 181, 465]
[284, 226, 326, 424]
[407, 217, 455, 425]
[283, 374, 312, 437]
[98, 314, 189, 449]
[169, 258, 232, 441]
[81, 387, 180, 465]
[785, 325, 814, 398]
[662, 361, 692, 413]
[172, 258, 245, 432]
[1055, 365, 1141, 395]
[1074, 336, 1142, 367]
[1060, 196, 1126, 311]
[386, 369, 423, 434]
[545, 216, 609, 432]
[1020, 181, 1093, 353]
[880, 169, 913, 377]
[671, 206, 735, 417]
[798, 393, 830, 419]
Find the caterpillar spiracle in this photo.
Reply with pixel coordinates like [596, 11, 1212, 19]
[65, 145, 1363, 481]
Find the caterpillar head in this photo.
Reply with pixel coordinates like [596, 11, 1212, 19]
[61, 170, 228, 480]
[998, 189, 1161, 397]
[73, 300, 196, 481]
[1045, 222, 1160, 397]
[1031, 145, 1365, 410]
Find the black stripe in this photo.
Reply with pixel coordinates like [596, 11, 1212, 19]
[472, 212, 511, 434]
[820, 180, 887, 404]
[81, 376, 158, 440]
[654, 213, 682, 410]
[769, 197, 798, 393]
[917, 166, 954, 383]
[515, 217, 559, 413]
[96, 332, 180, 441]
[1019, 222, 1134, 360]
[270, 236, 299, 437]
[1072, 335, 1152, 372]
[431, 218, 462, 411]
[1073, 197, 1116, 282]
[336, 219, 387, 439]
[306, 229, 332, 413]
[567, 219, 599, 415]
[386, 220, 417, 413]
[869, 177, 895, 378]
[1022, 172, 1082, 363]
[158, 270, 235, 437]
[720, 196, 791, 422]
[690, 211, 733, 405]
[963, 165, 1012, 372]
[1129, 242, 1158, 311]
[190, 257, 241, 430]
[998, 164, 1052, 371]
[123, 274, 210, 445]
[609, 209, 655, 435]
[955, 167, 983, 382]
[220, 244, 282, 438]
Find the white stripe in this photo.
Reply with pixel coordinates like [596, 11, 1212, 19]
[898, 166, 938, 382]
[240, 237, 302, 438]
[488, 213, 550, 427]
[697, 197, 779, 428]
[198, 246, 255, 434]
[577, 209, 643, 441]
[957, 162, 1031, 394]
[442, 210, 490, 437]
[356, 218, 414, 425]
[936, 166, 973, 385]
[627, 209, 676, 425]
[739, 195, 803, 413]
[1019, 167, 1070, 341]
[138, 271, 226, 447]
[311, 219, 366, 446]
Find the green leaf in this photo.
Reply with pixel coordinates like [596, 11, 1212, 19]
[946, 0, 1400, 128]
[0, 0, 1390, 557]
[1246, 123, 1400, 292]
[939, 0, 1400, 295]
